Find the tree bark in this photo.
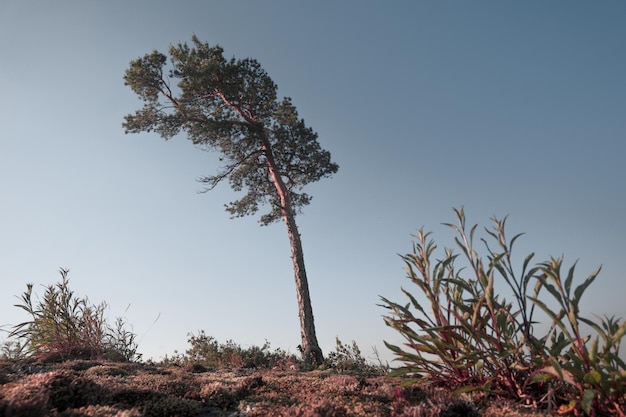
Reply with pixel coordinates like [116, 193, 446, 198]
[213, 97, 324, 365]
[261, 138, 324, 366]
[283, 206, 324, 365]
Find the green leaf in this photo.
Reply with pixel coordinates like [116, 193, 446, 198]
[496, 311, 509, 331]
[475, 359, 484, 374]
[563, 261, 577, 298]
[447, 277, 473, 293]
[509, 232, 524, 249]
[528, 297, 573, 343]
[583, 369, 602, 385]
[383, 341, 405, 354]
[531, 372, 553, 383]
[537, 277, 565, 307]
[538, 365, 579, 388]
[567, 304, 579, 333]
[454, 236, 470, 259]
[611, 320, 626, 346]
[579, 316, 608, 344]
[588, 337, 599, 363]
[401, 288, 425, 312]
[573, 266, 601, 305]
[454, 384, 483, 395]
[581, 389, 596, 415]
[469, 223, 478, 246]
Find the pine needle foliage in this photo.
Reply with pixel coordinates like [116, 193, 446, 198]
[380, 208, 626, 416]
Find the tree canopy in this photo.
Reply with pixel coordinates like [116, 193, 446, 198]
[123, 35, 338, 225]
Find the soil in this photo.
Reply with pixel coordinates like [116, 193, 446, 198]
[0, 358, 545, 417]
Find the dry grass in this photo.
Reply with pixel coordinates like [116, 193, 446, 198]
[0, 357, 547, 417]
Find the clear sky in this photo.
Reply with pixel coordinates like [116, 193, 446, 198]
[1, 1, 625, 364]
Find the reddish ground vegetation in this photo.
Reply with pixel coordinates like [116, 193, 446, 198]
[0, 358, 544, 417]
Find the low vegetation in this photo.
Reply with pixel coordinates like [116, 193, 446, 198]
[6, 268, 140, 362]
[156, 330, 299, 371]
[157, 332, 386, 376]
[0, 358, 541, 417]
[1, 208, 624, 415]
[380, 208, 626, 416]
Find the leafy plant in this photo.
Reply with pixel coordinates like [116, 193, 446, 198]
[9, 268, 140, 361]
[380, 208, 626, 415]
[529, 258, 626, 415]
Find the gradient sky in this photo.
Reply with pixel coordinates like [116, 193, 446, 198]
[1, 1, 625, 363]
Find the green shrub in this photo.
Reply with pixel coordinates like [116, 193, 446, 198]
[9, 268, 140, 361]
[161, 330, 296, 369]
[380, 208, 626, 416]
[162, 332, 388, 374]
[324, 337, 388, 375]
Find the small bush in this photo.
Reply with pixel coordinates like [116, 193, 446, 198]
[380, 208, 626, 416]
[104, 316, 142, 362]
[9, 268, 140, 361]
[163, 332, 389, 374]
[160, 330, 297, 369]
[1, 338, 27, 360]
[324, 337, 388, 375]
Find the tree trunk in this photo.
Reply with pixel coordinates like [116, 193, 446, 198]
[261, 139, 324, 366]
[283, 207, 324, 365]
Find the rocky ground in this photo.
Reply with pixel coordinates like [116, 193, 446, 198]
[0, 358, 545, 417]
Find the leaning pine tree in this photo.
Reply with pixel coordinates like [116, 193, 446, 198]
[123, 36, 338, 365]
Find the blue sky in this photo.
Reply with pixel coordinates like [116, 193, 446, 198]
[1, 1, 624, 363]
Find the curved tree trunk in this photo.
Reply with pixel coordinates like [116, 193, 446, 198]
[261, 138, 323, 366]
[215, 99, 324, 365]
